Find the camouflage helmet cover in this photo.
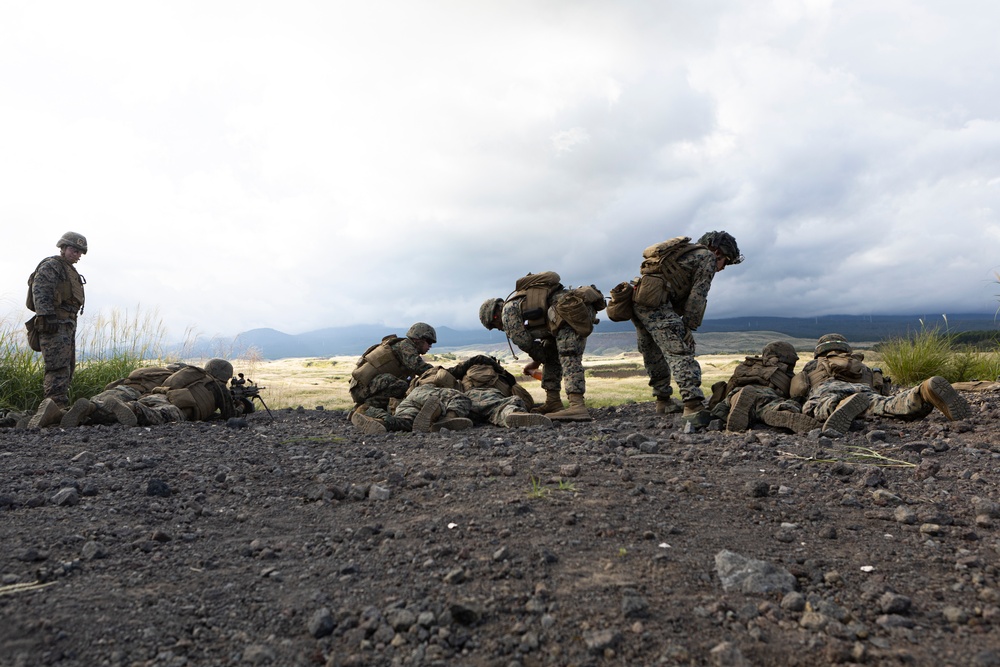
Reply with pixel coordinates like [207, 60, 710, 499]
[814, 333, 852, 358]
[204, 358, 234, 383]
[406, 322, 437, 344]
[696, 230, 742, 265]
[57, 231, 88, 254]
[479, 298, 503, 330]
[762, 341, 798, 366]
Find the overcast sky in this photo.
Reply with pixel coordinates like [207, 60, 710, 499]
[2, 0, 999, 341]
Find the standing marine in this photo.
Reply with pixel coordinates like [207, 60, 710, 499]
[629, 231, 743, 427]
[25, 232, 88, 427]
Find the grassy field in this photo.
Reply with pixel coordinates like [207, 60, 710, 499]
[238, 349, 887, 411]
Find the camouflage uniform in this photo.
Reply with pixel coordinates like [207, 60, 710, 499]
[350, 337, 433, 420]
[798, 376, 931, 422]
[632, 246, 717, 404]
[465, 387, 533, 427]
[31, 254, 85, 406]
[390, 385, 472, 431]
[501, 292, 588, 396]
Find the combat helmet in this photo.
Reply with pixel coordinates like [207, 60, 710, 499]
[762, 341, 799, 367]
[204, 358, 234, 383]
[697, 230, 743, 265]
[57, 231, 88, 254]
[814, 333, 852, 358]
[406, 322, 437, 344]
[479, 298, 503, 330]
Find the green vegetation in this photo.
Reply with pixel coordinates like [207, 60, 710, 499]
[0, 309, 166, 412]
[879, 322, 1000, 385]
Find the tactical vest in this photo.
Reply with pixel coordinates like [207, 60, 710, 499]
[548, 285, 606, 337]
[725, 356, 792, 397]
[506, 272, 563, 328]
[154, 366, 232, 421]
[26, 256, 86, 319]
[635, 237, 706, 310]
[460, 363, 535, 410]
[107, 364, 186, 393]
[351, 336, 407, 389]
[806, 353, 874, 388]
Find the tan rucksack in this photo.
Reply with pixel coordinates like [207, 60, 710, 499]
[508, 271, 563, 328]
[633, 237, 704, 309]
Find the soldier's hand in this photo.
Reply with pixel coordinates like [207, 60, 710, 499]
[36, 315, 58, 334]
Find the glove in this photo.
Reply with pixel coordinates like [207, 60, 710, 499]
[36, 315, 58, 334]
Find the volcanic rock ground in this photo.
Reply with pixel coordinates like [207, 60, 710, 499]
[3, 389, 1000, 667]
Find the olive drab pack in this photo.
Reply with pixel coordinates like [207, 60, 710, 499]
[460, 363, 536, 411]
[606, 281, 635, 322]
[548, 285, 606, 337]
[725, 356, 793, 397]
[633, 237, 704, 309]
[351, 335, 407, 388]
[509, 271, 563, 328]
[806, 352, 872, 388]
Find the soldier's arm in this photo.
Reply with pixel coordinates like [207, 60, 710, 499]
[501, 302, 544, 360]
[680, 252, 716, 330]
[395, 339, 433, 376]
[30, 259, 61, 316]
[789, 369, 811, 400]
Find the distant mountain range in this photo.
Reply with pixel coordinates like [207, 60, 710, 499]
[183, 312, 999, 360]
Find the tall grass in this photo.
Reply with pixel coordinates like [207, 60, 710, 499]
[0, 307, 168, 411]
[880, 321, 1000, 385]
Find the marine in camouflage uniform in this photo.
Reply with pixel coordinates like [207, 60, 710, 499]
[349, 323, 437, 428]
[59, 359, 237, 428]
[631, 231, 743, 426]
[479, 279, 603, 422]
[29, 232, 87, 411]
[791, 334, 971, 435]
[708, 341, 819, 434]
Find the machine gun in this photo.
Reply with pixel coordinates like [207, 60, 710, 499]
[229, 373, 274, 420]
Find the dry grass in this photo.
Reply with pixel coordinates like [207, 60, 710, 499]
[237, 352, 755, 411]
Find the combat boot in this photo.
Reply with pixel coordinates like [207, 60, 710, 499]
[100, 397, 138, 427]
[822, 393, 870, 435]
[761, 410, 821, 434]
[504, 412, 553, 428]
[655, 397, 683, 415]
[432, 411, 473, 432]
[533, 390, 564, 414]
[61, 398, 95, 427]
[681, 398, 713, 429]
[548, 393, 592, 422]
[350, 407, 387, 435]
[725, 388, 757, 432]
[918, 376, 970, 421]
[412, 397, 442, 433]
[28, 398, 63, 429]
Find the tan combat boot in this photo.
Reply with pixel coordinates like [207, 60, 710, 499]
[681, 398, 713, 428]
[761, 410, 821, 434]
[432, 411, 473, 432]
[504, 412, 553, 428]
[100, 397, 138, 427]
[27, 398, 64, 429]
[61, 398, 96, 427]
[412, 397, 442, 433]
[533, 390, 564, 414]
[822, 393, 870, 435]
[918, 376, 970, 421]
[655, 397, 683, 415]
[350, 406, 387, 435]
[725, 388, 756, 432]
[548, 393, 592, 422]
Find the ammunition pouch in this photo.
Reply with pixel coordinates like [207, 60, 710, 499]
[606, 281, 635, 322]
[633, 274, 667, 308]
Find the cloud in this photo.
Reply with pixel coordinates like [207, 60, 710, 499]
[1, 1, 998, 342]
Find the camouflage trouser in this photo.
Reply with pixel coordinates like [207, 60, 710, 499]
[632, 303, 703, 403]
[803, 381, 932, 421]
[357, 373, 411, 420]
[392, 385, 472, 431]
[465, 387, 530, 426]
[39, 321, 77, 406]
[536, 325, 588, 396]
[90, 386, 186, 425]
[711, 386, 803, 422]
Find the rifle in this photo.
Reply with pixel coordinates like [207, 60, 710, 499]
[229, 373, 274, 420]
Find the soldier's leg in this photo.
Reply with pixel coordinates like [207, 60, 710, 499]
[757, 398, 821, 434]
[39, 325, 75, 407]
[634, 318, 674, 401]
[548, 327, 592, 422]
[534, 339, 564, 414]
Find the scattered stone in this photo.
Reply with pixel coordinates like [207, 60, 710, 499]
[308, 608, 335, 638]
[715, 549, 797, 594]
[51, 487, 79, 506]
[710, 641, 750, 667]
[146, 479, 172, 497]
[621, 588, 649, 619]
[583, 628, 621, 654]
